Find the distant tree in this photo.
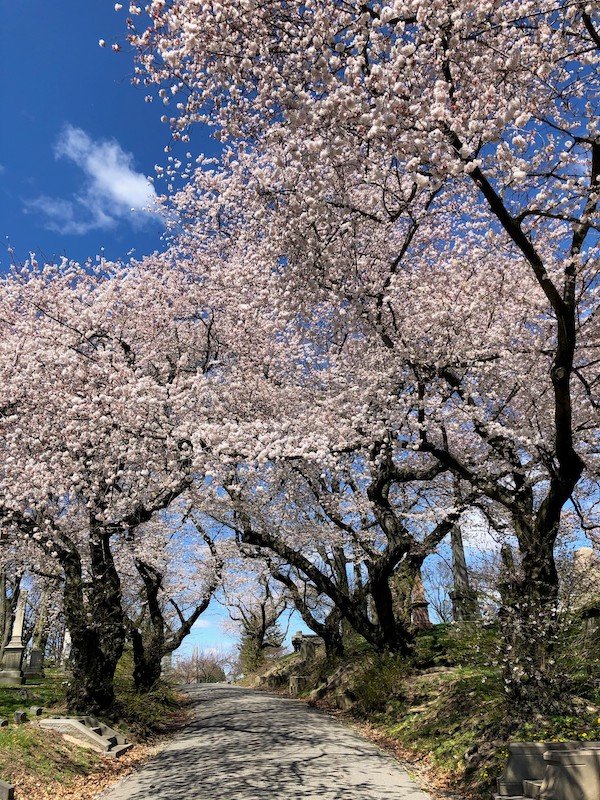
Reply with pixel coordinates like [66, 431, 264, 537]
[173, 648, 228, 684]
[223, 566, 289, 674]
[124, 507, 224, 692]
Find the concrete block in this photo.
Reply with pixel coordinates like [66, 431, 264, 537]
[540, 748, 600, 800]
[39, 718, 132, 756]
[0, 780, 14, 800]
[29, 706, 43, 716]
[289, 675, 308, 697]
[0, 720, 8, 728]
[308, 684, 327, 703]
[523, 781, 542, 800]
[523, 779, 542, 798]
[107, 743, 134, 758]
[334, 689, 356, 710]
[498, 741, 600, 794]
[13, 711, 27, 724]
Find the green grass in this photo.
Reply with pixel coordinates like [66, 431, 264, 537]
[111, 651, 189, 739]
[288, 620, 600, 800]
[0, 669, 68, 719]
[353, 661, 600, 798]
[0, 725, 101, 787]
[0, 655, 186, 795]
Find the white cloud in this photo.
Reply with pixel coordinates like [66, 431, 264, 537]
[191, 618, 214, 631]
[26, 125, 160, 235]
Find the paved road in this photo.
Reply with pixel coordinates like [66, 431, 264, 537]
[100, 684, 432, 800]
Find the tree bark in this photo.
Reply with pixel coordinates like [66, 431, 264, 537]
[62, 526, 126, 715]
[130, 550, 219, 692]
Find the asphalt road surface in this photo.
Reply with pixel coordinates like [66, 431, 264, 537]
[100, 684, 432, 800]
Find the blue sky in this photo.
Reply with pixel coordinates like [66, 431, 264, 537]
[0, 0, 242, 656]
[0, 1, 215, 269]
[0, 4, 313, 659]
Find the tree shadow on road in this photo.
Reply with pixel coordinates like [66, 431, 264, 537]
[104, 685, 429, 800]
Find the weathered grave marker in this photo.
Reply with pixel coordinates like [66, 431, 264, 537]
[0, 592, 27, 686]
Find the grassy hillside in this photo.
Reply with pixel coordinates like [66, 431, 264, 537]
[0, 658, 187, 799]
[256, 625, 600, 799]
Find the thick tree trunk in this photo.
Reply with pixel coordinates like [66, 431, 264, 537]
[370, 566, 413, 654]
[131, 626, 164, 692]
[130, 556, 215, 692]
[62, 528, 126, 715]
[499, 514, 564, 713]
[322, 607, 345, 659]
[130, 560, 166, 692]
[31, 588, 50, 652]
[390, 558, 420, 628]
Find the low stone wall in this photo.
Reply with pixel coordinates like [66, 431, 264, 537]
[495, 741, 600, 800]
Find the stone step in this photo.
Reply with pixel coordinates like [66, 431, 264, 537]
[81, 716, 127, 745]
[107, 743, 134, 759]
[42, 719, 119, 753]
[493, 794, 527, 800]
[498, 781, 527, 796]
[523, 779, 542, 799]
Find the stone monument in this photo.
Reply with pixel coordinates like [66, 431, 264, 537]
[410, 573, 433, 629]
[60, 630, 72, 669]
[161, 652, 173, 677]
[572, 548, 600, 612]
[0, 592, 27, 686]
[24, 590, 48, 681]
[449, 524, 481, 621]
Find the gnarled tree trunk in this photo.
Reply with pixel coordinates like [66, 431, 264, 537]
[62, 526, 126, 715]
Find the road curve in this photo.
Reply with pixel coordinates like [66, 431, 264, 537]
[100, 684, 432, 800]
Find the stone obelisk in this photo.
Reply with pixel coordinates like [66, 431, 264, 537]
[0, 591, 27, 686]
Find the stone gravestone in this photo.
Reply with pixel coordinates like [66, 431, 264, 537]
[0, 592, 27, 686]
[24, 589, 48, 681]
[291, 632, 325, 662]
[60, 630, 72, 669]
[24, 647, 44, 682]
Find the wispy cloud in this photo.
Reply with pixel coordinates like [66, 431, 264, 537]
[26, 125, 160, 235]
[191, 618, 214, 631]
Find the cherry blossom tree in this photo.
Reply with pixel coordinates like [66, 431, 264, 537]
[0, 255, 222, 712]
[220, 555, 290, 673]
[122, 502, 224, 691]
[172, 648, 229, 684]
[128, 0, 599, 707]
[202, 454, 461, 655]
